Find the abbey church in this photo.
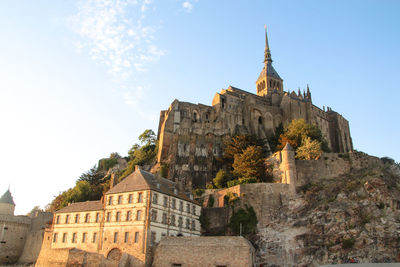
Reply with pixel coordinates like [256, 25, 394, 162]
[156, 28, 353, 190]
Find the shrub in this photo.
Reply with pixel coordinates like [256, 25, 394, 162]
[193, 188, 205, 197]
[213, 169, 231, 188]
[229, 205, 258, 236]
[342, 238, 355, 249]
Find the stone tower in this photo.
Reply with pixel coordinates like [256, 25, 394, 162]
[0, 189, 15, 215]
[280, 142, 296, 186]
[256, 26, 283, 96]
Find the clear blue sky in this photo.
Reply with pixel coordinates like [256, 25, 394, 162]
[0, 0, 399, 214]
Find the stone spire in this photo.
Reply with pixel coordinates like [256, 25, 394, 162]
[306, 84, 312, 102]
[264, 25, 272, 64]
[256, 26, 283, 97]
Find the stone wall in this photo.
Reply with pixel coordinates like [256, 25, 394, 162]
[295, 152, 382, 187]
[0, 215, 31, 264]
[157, 85, 353, 191]
[152, 236, 255, 267]
[18, 212, 53, 264]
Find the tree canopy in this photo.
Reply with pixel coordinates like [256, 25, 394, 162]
[46, 129, 158, 212]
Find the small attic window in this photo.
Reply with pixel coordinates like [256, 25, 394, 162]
[156, 183, 160, 189]
[174, 188, 178, 195]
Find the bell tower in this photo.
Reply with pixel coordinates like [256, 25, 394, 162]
[256, 26, 283, 96]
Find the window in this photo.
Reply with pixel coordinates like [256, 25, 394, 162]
[172, 199, 176, 209]
[108, 196, 113, 205]
[170, 215, 175, 226]
[134, 232, 139, 243]
[62, 233, 67, 243]
[185, 218, 190, 229]
[124, 232, 129, 243]
[82, 233, 87, 243]
[113, 232, 118, 243]
[193, 111, 198, 122]
[56, 215, 60, 224]
[162, 213, 167, 224]
[163, 196, 168, 207]
[116, 211, 121, 222]
[192, 205, 196, 215]
[118, 195, 122, 204]
[95, 213, 100, 223]
[126, 211, 132, 221]
[138, 192, 143, 203]
[191, 220, 195, 231]
[72, 233, 77, 243]
[106, 212, 111, 222]
[153, 193, 158, 204]
[75, 214, 79, 223]
[136, 210, 142, 221]
[85, 213, 90, 223]
[178, 216, 183, 227]
[151, 210, 157, 222]
[128, 194, 133, 203]
[65, 215, 69, 224]
[92, 232, 97, 243]
[179, 201, 183, 211]
[53, 233, 58, 243]
[186, 203, 190, 213]
[150, 231, 156, 245]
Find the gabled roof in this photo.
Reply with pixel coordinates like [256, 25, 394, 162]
[55, 200, 103, 214]
[0, 189, 15, 205]
[106, 168, 199, 205]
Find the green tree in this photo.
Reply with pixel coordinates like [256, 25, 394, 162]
[296, 137, 322, 160]
[212, 169, 231, 189]
[278, 119, 330, 154]
[268, 123, 284, 152]
[223, 134, 266, 169]
[232, 145, 266, 183]
[229, 205, 258, 236]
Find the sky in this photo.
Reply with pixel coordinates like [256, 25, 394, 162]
[0, 0, 399, 215]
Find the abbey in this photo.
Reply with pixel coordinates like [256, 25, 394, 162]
[156, 28, 353, 190]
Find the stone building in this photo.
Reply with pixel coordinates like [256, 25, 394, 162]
[156, 28, 353, 190]
[0, 189, 53, 265]
[37, 166, 201, 266]
[152, 236, 255, 267]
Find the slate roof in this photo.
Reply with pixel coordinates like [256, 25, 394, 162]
[106, 168, 199, 205]
[0, 189, 15, 205]
[55, 200, 103, 214]
[257, 62, 283, 81]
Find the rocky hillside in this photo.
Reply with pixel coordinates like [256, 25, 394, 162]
[255, 153, 400, 266]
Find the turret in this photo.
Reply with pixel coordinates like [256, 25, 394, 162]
[0, 189, 16, 215]
[280, 143, 296, 190]
[256, 26, 283, 96]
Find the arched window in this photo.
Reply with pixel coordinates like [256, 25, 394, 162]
[193, 111, 197, 122]
[258, 116, 262, 125]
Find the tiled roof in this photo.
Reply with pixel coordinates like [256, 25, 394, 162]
[0, 189, 15, 205]
[106, 168, 199, 205]
[55, 200, 103, 213]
